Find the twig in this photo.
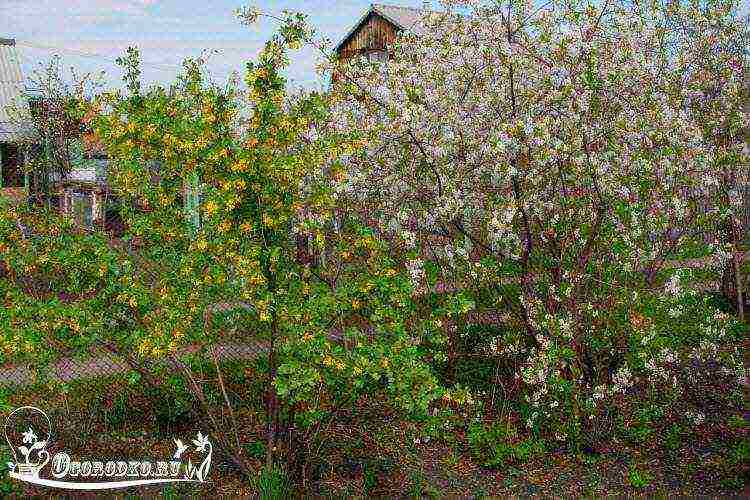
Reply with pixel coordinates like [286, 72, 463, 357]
[212, 347, 243, 451]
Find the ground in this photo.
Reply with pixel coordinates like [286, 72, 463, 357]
[2, 371, 747, 498]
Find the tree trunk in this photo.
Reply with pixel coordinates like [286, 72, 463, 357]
[265, 315, 280, 471]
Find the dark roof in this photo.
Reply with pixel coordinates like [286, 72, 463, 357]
[334, 3, 430, 54]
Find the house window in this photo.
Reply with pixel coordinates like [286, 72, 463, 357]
[1, 143, 24, 188]
[70, 191, 94, 229]
[368, 50, 387, 63]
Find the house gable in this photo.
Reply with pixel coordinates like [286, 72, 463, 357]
[335, 4, 430, 62]
[335, 10, 401, 62]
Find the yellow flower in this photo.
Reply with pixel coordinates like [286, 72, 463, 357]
[218, 221, 232, 233]
[204, 200, 219, 215]
[138, 339, 151, 356]
[351, 299, 361, 310]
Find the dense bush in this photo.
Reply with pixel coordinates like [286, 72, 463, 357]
[326, 0, 748, 441]
[0, 0, 747, 494]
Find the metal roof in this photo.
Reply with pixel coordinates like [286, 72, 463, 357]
[334, 3, 430, 54]
[372, 4, 424, 30]
[0, 38, 32, 142]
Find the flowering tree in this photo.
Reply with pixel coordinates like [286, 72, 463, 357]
[326, 0, 748, 440]
[82, 12, 446, 477]
[5, 57, 104, 207]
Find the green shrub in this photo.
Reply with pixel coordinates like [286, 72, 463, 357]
[147, 375, 194, 430]
[0, 446, 22, 495]
[468, 422, 545, 467]
[628, 465, 652, 489]
[254, 464, 291, 500]
[664, 424, 684, 451]
[244, 440, 266, 460]
[103, 391, 130, 428]
[728, 439, 750, 466]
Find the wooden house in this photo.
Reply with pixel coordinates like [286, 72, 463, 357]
[334, 3, 428, 64]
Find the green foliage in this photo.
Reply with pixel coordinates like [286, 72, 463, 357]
[149, 377, 194, 430]
[438, 323, 507, 392]
[664, 424, 685, 452]
[420, 408, 459, 444]
[363, 460, 378, 495]
[0, 446, 21, 495]
[467, 421, 546, 467]
[102, 392, 130, 428]
[253, 464, 291, 500]
[244, 440, 266, 461]
[727, 438, 750, 466]
[1, 2, 748, 495]
[628, 465, 653, 489]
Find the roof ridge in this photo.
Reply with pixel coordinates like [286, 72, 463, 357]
[372, 3, 425, 13]
[335, 3, 432, 53]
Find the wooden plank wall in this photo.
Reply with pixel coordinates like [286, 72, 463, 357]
[338, 13, 399, 63]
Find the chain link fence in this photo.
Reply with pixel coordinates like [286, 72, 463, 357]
[0, 341, 268, 388]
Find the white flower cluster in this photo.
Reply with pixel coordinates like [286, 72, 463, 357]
[665, 275, 681, 296]
[685, 410, 705, 426]
[612, 366, 635, 395]
[405, 258, 426, 292]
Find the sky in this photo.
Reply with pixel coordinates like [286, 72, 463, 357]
[1, 0, 443, 92]
[2, 0, 749, 92]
